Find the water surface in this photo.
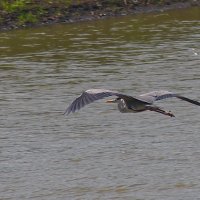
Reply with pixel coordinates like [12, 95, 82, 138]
[0, 7, 200, 200]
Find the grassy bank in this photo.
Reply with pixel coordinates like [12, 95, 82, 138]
[0, 0, 199, 30]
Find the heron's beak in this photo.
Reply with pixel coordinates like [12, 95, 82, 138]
[106, 99, 116, 103]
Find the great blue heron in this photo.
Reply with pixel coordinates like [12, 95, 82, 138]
[64, 89, 200, 117]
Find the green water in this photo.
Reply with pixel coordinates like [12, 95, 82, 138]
[0, 7, 200, 200]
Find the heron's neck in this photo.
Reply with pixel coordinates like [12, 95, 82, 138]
[117, 99, 128, 113]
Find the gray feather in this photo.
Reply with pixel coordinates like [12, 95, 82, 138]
[64, 89, 200, 115]
[64, 89, 146, 115]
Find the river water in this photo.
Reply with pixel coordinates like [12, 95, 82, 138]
[0, 7, 200, 200]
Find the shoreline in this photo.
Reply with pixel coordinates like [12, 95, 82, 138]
[0, 1, 199, 31]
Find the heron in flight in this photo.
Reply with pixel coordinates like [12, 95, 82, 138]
[64, 89, 200, 117]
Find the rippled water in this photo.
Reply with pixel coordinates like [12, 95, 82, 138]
[0, 7, 200, 200]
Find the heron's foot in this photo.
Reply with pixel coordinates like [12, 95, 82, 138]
[146, 106, 175, 117]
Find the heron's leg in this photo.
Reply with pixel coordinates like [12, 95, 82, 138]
[146, 106, 175, 117]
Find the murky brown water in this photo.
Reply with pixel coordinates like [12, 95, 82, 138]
[0, 7, 200, 200]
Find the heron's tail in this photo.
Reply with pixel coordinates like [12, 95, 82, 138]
[177, 96, 200, 106]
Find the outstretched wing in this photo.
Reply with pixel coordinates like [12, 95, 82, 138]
[138, 90, 177, 103]
[64, 89, 147, 115]
[139, 90, 200, 106]
[177, 96, 200, 106]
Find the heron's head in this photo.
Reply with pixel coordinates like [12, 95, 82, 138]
[106, 97, 121, 103]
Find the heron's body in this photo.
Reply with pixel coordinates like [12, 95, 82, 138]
[116, 99, 146, 113]
[64, 89, 200, 117]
